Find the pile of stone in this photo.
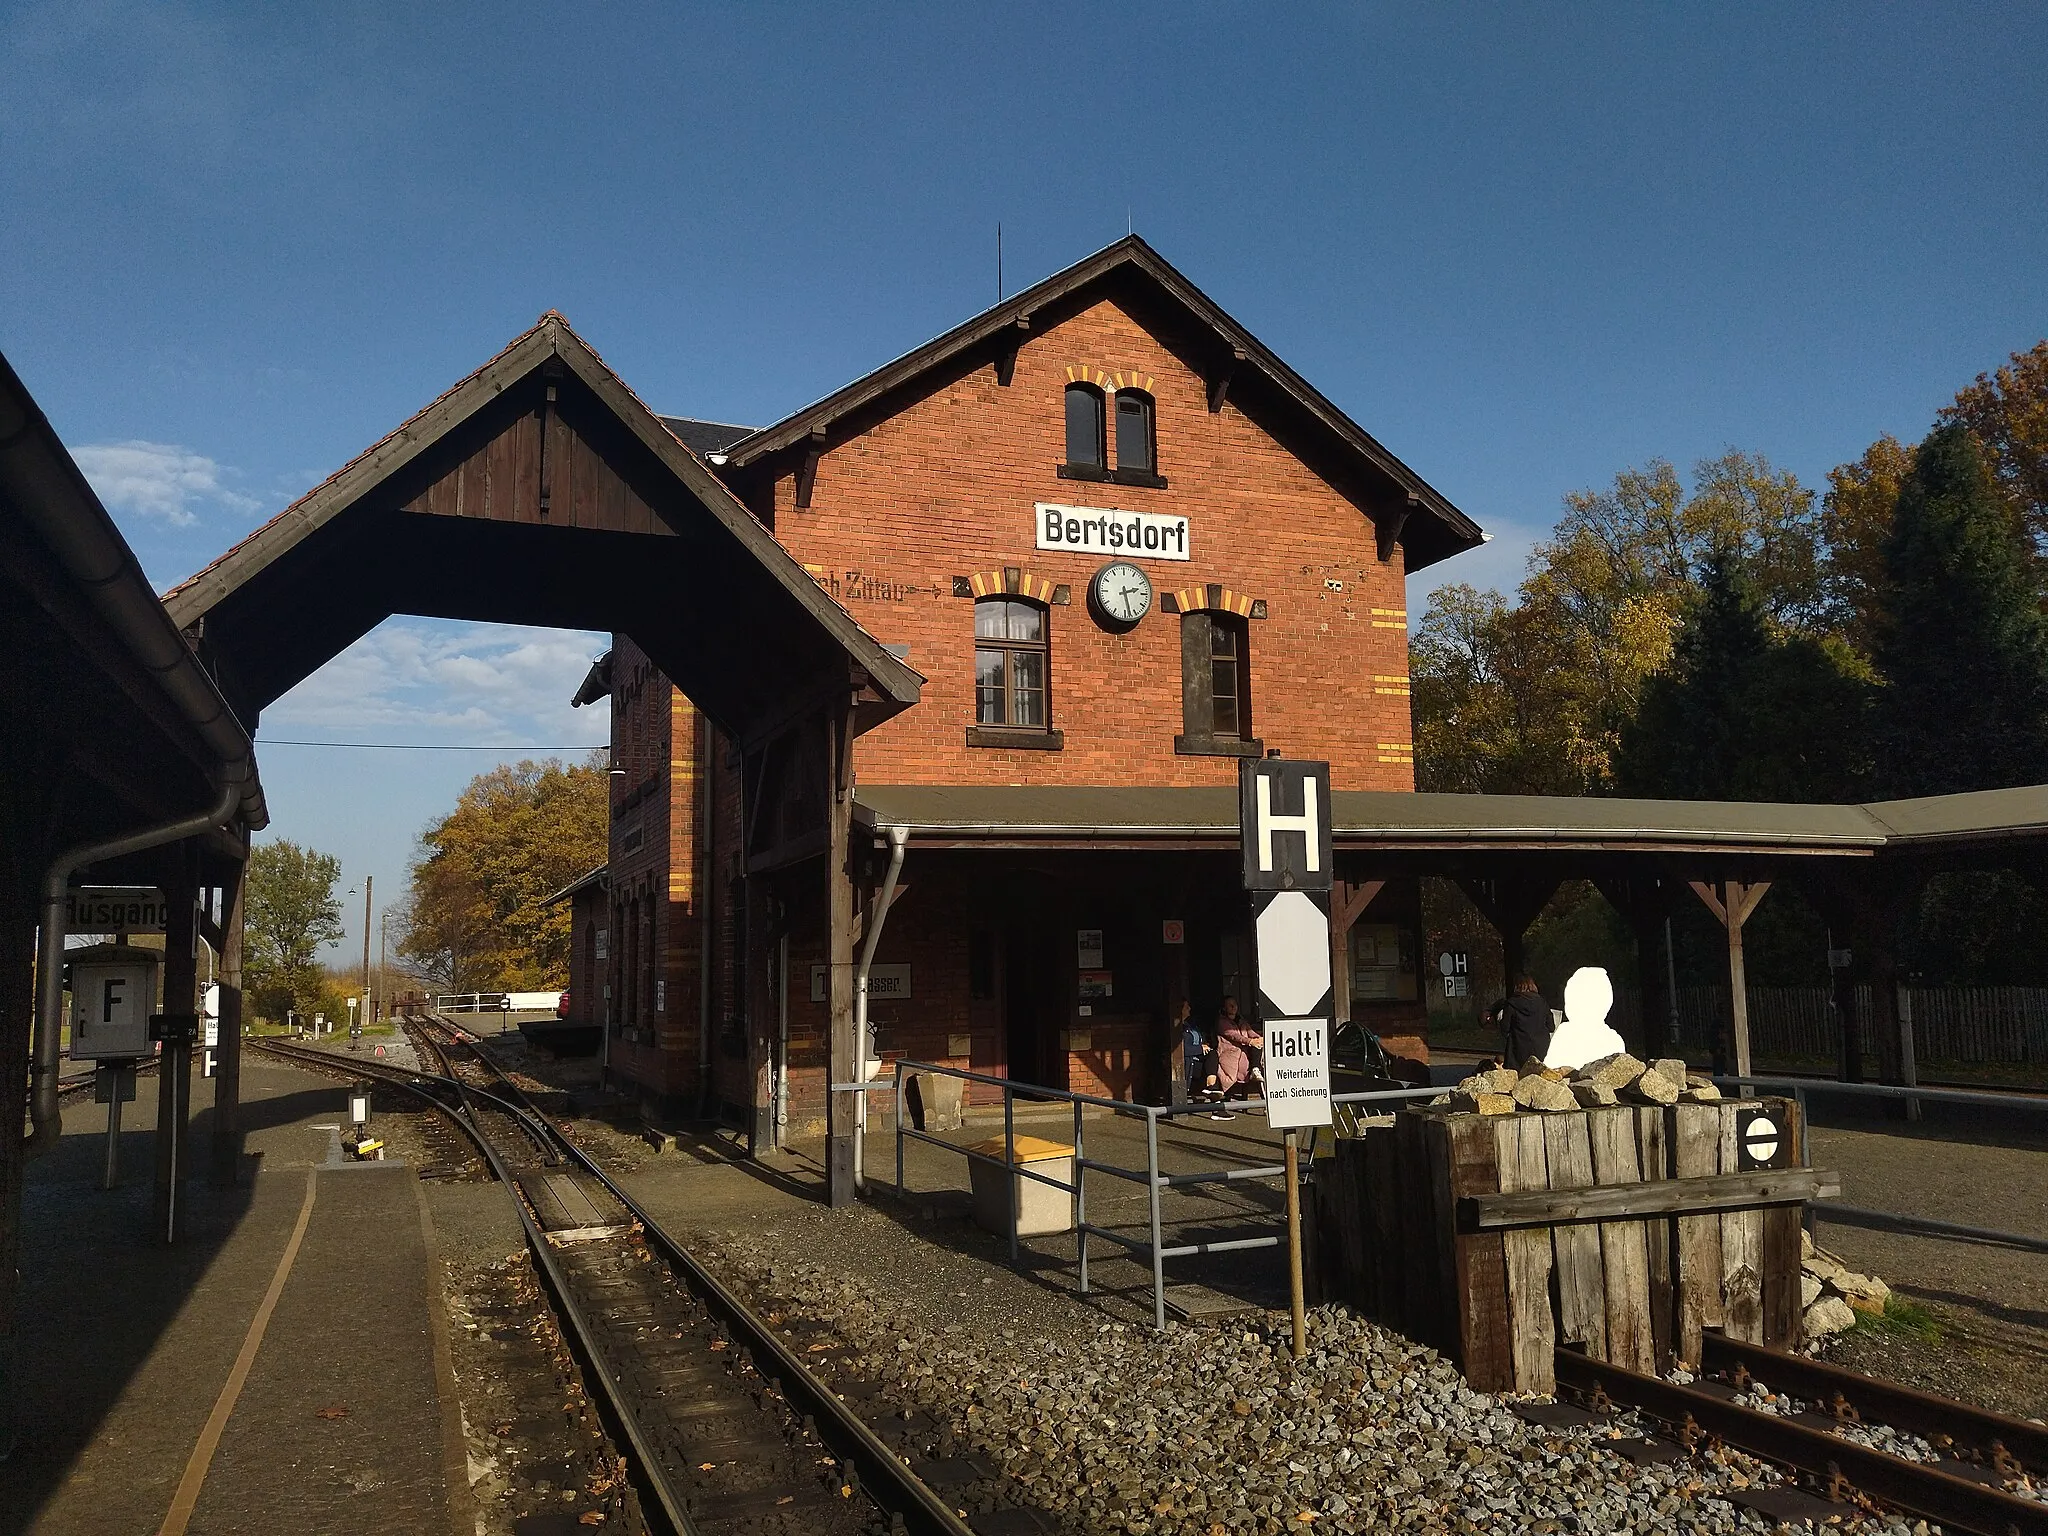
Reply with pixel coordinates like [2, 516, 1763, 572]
[1799, 1228, 1892, 1343]
[1442, 1053, 1724, 1115]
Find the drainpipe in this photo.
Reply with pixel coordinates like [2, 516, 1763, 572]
[30, 780, 239, 1152]
[851, 825, 908, 1192]
[698, 732, 716, 1117]
[775, 930, 790, 1148]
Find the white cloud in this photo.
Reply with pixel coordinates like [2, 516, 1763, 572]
[264, 619, 608, 750]
[70, 439, 261, 525]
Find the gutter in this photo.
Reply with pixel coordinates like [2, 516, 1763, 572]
[29, 781, 240, 1152]
[0, 355, 266, 831]
[856, 819, 1889, 850]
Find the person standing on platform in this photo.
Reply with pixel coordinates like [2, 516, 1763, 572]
[1498, 975, 1554, 1068]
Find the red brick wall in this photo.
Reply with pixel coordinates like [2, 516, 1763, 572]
[604, 639, 709, 1103]
[608, 292, 1434, 1119]
[739, 295, 1416, 790]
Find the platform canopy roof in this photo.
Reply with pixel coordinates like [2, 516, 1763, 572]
[164, 314, 922, 747]
[853, 783, 2048, 868]
[1, 348, 266, 858]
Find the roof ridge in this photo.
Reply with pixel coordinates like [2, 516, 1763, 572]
[161, 312, 563, 604]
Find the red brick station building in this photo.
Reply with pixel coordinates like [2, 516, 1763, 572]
[556, 239, 1486, 1141]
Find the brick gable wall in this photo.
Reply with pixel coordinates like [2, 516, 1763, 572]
[744, 296, 1416, 789]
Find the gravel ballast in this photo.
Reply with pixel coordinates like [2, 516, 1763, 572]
[697, 1242, 1929, 1536]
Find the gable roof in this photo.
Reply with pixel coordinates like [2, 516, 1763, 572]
[717, 236, 1485, 571]
[164, 314, 921, 742]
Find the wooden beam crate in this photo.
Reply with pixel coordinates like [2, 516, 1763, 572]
[1312, 1097, 1837, 1394]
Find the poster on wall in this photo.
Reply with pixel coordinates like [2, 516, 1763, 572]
[1077, 929, 1104, 968]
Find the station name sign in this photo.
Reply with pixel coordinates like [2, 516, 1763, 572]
[1035, 502, 1190, 561]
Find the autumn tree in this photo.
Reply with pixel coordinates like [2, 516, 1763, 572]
[397, 756, 608, 992]
[245, 840, 343, 1021]
[1874, 425, 2048, 797]
[1940, 340, 2048, 550]
[1821, 434, 1913, 659]
[1412, 451, 1818, 794]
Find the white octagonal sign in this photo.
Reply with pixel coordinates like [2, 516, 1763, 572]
[1255, 891, 1331, 1017]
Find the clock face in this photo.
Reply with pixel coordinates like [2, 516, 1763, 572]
[1091, 561, 1152, 627]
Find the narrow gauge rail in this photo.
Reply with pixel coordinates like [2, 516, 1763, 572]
[249, 1028, 987, 1536]
[59, 1060, 157, 1095]
[1555, 1348, 2048, 1536]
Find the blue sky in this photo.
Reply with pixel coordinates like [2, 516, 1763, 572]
[6, 3, 2045, 965]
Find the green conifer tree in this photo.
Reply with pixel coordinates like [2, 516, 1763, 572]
[1617, 552, 1870, 802]
[1874, 425, 2048, 796]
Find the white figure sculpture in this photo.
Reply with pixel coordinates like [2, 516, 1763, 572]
[1542, 966, 1627, 1072]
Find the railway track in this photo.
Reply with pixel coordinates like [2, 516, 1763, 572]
[252, 1025, 2048, 1534]
[250, 1024, 1006, 1536]
[58, 1059, 158, 1095]
[1554, 1342, 2048, 1535]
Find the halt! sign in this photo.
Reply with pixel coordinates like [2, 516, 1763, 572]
[1240, 758, 1334, 1129]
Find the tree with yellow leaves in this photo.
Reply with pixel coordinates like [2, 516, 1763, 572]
[1413, 450, 1819, 794]
[397, 755, 608, 992]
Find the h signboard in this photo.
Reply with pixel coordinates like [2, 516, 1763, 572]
[1239, 758, 1332, 893]
[1240, 759, 1335, 1129]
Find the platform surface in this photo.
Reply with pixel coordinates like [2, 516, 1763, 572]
[2, 1056, 460, 1536]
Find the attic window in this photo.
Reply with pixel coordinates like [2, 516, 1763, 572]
[1115, 390, 1156, 476]
[1064, 384, 1106, 475]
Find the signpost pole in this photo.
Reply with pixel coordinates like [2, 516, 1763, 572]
[1283, 1129, 1306, 1359]
[1238, 756, 1336, 1364]
[99, 1065, 127, 1191]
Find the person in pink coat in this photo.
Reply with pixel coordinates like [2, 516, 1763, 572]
[1214, 995, 1264, 1097]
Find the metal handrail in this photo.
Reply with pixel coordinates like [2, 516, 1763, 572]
[1719, 1071, 2048, 1254]
[876, 1057, 1437, 1328]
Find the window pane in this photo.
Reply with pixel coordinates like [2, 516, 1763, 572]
[974, 602, 1006, 639]
[1006, 601, 1043, 642]
[1065, 386, 1104, 467]
[975, 647, 1007, 724]
[1212, 658, 1239, 738]
[1010, 648, 1045, 726]
[1211, 622, 1239, 661]
[1115, 391, 1154, 474]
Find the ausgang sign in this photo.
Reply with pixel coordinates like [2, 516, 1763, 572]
[1035, 502, 1190, 561]
[66, 886, 170, 934]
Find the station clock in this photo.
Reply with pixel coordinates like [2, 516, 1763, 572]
[1088, 561, 1152, 630]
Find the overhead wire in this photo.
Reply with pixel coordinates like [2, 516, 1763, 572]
[255, 739, 606, 752]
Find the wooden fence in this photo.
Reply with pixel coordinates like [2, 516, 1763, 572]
[1313, 1099, 1812, 1394]
[1611, 985, 2048, 1065]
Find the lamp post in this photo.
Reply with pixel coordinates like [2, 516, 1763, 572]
[346, 875, 373, 1042]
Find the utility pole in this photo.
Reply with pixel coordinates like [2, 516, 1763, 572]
[361, 874, 373, 1027]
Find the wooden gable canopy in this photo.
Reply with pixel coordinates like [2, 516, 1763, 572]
[163, 314, 923, 746]
[717, 235, 1487, 572]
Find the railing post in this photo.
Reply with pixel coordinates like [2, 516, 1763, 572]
[1004, 1084, 1019, 1267]
[894, 1060, 906, 1197]
[1073, 1097, 1088, 1295]
[1147, 1106, 1166, 1331]
[1793, 1083, 1815, 1242]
